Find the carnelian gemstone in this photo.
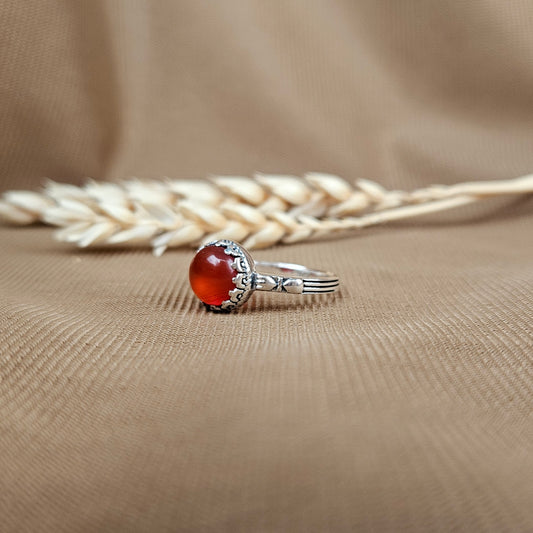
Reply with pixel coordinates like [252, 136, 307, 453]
[189, 245, 237, 306]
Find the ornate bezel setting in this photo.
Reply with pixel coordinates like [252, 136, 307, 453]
[195, 240, 255, 312]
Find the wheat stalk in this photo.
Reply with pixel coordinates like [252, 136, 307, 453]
[0, 172, 532, 254]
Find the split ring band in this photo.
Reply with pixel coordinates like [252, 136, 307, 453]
[189, 240, 340, 311]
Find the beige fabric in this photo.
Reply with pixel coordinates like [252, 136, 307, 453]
[1, 1, 532, 531]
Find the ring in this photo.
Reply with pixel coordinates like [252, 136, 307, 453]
[189, 240, 340, 311]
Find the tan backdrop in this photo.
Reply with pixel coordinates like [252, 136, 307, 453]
[1, 1, 532, 531]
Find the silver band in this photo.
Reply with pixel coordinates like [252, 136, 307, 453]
[254, 261, 340, 295]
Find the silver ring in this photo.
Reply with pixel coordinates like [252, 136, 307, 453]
[189, 239, 340, 311]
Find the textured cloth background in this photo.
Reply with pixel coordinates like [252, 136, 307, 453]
[1, 1, 532, 532]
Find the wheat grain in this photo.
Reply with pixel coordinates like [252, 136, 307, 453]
[0, 173, 531, 254]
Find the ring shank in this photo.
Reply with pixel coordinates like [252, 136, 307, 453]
[253, 261, 339, 295]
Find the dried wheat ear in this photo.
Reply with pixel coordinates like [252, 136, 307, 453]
[0, 173, 532, 255]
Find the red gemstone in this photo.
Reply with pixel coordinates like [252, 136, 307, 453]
[189, 245, 237, 306]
